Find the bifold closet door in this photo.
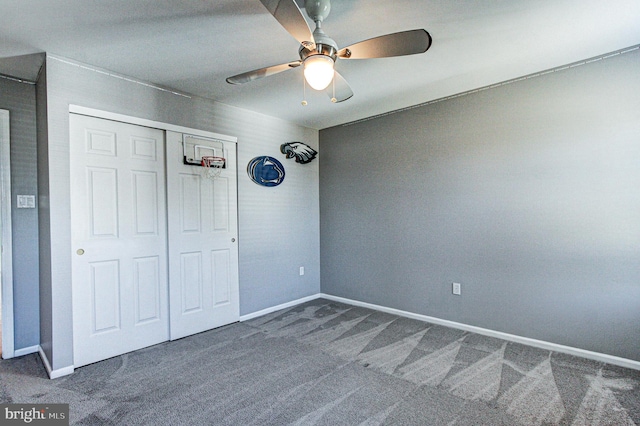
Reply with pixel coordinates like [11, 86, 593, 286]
[70, 114, 169, 367]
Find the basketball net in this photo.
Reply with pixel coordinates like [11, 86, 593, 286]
[201, 156, 225, 180]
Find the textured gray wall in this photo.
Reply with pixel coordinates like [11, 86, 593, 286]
[0, 77, 40, 350]
[319, 50, 640, 361]
[38, 55, 319, 370]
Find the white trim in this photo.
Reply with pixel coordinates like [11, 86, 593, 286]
[239, 294, 322, 322]
[69, 105, 238, 143]
[38, 346, 74, 379]
[319, 293, 640, 371]
[13, 345, 39, 357]
[0, 109, 14, 359]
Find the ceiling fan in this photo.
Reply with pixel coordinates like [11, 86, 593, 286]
[226, 0, 432, 103]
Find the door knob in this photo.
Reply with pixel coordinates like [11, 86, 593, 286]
[76, 249, 85, 255]
[231, 238, 236, 243]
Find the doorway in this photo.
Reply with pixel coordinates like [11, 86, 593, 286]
[69, 113, 239, 367]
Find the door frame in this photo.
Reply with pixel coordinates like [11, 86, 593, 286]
[1, 109, 15, 359]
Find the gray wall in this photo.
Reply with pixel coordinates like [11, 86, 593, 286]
[38, 55, 319, 370]
[319, 50, 640, 361]
[0, 77, 40, 350]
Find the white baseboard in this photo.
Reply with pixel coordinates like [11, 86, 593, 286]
[239, 294, 322, 322]
[13, 345, 39, 357]
[38, 346, 74, 379]
[306, 293, 639, 371]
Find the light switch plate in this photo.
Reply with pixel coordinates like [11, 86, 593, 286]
[17, 195, 36, 208]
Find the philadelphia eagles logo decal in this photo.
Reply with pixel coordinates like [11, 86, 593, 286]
[280, 142, 317, 164]
[247, 156, 285, 187]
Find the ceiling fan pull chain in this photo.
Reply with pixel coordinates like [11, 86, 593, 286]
[331, 75, 337, 103]
[302, 74, 308, 106]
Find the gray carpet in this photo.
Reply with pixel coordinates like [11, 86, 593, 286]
[1, 298, 638, 425]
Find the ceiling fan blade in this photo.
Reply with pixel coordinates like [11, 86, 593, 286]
[338, 29, 432, 59]
[325, 71, 354, 103]
[259, 0, 316, 50]
[226, 61, 301, 85]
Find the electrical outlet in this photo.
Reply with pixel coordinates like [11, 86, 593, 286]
[452, 282, 461, 295]
[299, 266, 305, 276]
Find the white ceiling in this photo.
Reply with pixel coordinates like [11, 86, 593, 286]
[1, 0, 639, 129]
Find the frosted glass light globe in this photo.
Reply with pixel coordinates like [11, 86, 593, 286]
[303, 55, 335, 91]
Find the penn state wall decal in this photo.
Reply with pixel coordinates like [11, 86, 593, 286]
[280, 142, 317, 164]
[247, 156, 285, 187]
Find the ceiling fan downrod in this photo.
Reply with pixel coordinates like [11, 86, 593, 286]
[300, 0, 337, 62]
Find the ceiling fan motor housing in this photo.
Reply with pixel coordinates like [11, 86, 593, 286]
[300, 22, 338, 63]
[300, 39, 337, 63]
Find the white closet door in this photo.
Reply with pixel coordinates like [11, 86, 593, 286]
[166, 131, 239, 340]
[70, 114, 169, 367]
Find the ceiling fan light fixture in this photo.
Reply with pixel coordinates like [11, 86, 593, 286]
[303, 55, 335, 91]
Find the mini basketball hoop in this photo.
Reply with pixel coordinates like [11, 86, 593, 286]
[201, 156, 226, 180]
